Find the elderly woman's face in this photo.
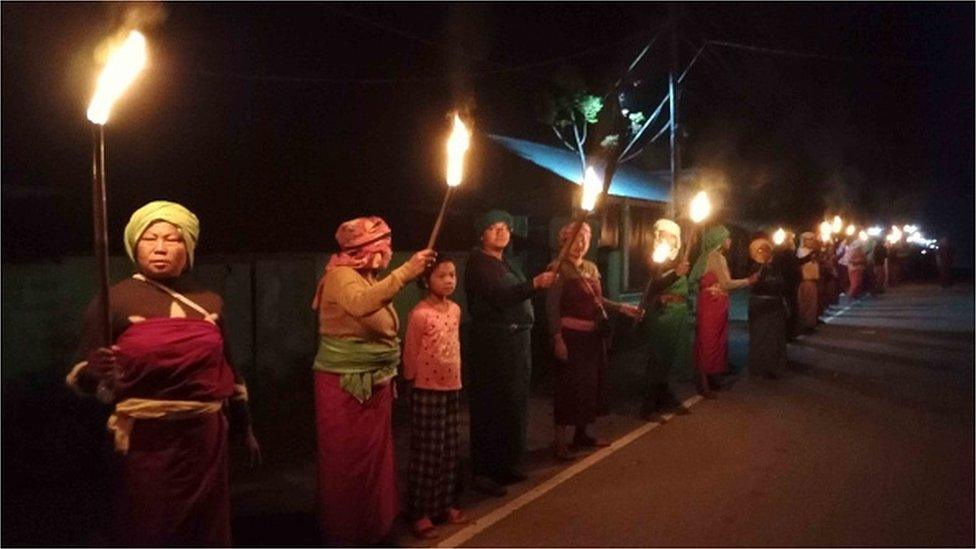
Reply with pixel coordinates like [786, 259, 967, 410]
[136, 221, 188, 279]
[481, 222, 511, 251]
[365, 238, 393, 272]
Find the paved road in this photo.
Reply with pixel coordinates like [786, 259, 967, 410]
[452, 284, 974, 547]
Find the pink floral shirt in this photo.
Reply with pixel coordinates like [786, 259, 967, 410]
[402, 299, 462, 391]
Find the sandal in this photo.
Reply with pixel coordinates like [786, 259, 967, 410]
[552, 443, 578, 462]
[411, 517, 439, 540]
[573, 433, 611, 448]
[444, 507, 470, 525]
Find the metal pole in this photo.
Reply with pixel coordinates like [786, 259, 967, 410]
[668, 73, 678, 220]
[91, 123, 111, 346]
[668, 6, 681, 220]
[621, 198, 631, 292]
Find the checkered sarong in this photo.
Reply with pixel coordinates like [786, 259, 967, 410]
[408, 388, 460, 519]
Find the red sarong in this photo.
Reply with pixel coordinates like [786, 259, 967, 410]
[112, 318, 235, 546]
[315, 372, 398, 546]
[695, 271, 729, 375]
[848, 268, 865, 298]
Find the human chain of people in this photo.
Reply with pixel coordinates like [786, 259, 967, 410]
[51, 10, 966, 547]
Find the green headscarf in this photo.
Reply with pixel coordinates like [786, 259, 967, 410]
[124, 200, 200, 268]
[688, 224, 730, 290]
[475, 209, 513, 236]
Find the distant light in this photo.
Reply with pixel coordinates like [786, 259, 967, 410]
[887, 226, 903, 244]
[832, 216, 843, 234]
[906, 231, 937, 247]
[903, 224, 918, 235]
[921, 250, 928, 255]
[845, 224, 856, 236]
[773, 227, 786, 246]
[858, 230, 868, 242]
[867, 226, 883, 237]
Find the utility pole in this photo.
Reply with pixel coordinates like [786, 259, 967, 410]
[668, 5, 681, 219]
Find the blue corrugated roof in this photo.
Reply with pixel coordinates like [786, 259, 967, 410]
[489, 134, 671, 203]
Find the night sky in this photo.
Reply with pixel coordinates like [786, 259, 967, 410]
[3, 3, 973, 263]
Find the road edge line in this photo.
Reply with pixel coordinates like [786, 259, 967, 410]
[435, 394, 705, 548]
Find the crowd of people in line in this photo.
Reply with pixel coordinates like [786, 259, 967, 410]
[65, 200, 947, 546]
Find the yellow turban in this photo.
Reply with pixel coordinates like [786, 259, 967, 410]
[123, 201, 200, 267]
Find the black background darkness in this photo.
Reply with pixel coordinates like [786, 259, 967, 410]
[2, 2, 973, 262]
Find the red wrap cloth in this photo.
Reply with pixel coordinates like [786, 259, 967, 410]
[694, 271, 730, 375]
[112, 317, 236, 546]
[553, 274, 607, 426]
[315, 371, 398, 545]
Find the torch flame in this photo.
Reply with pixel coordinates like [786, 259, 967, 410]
[832, 215, 843, 234]
[819, 221, 833, 244]
[580, 166, 602, 211]
[887, 225, 903, 244]
[845, 224, 856, 236]
[773, 227, 786, 246]
[86, 31, 148, 125]
[446, 114, 471, 187]
[689, 191, 712, 223]
[652, 241, 673, 264]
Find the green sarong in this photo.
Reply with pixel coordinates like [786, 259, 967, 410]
[313, 336, 399, 403]
[646, 276, 694, 382]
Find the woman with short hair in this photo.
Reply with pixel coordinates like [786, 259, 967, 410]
[464, 209, 557, 495]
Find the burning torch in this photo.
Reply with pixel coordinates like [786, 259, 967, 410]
[551, 166, 604, 271]
[86, 30, 148, 345]
[426, 113, 471, 250]
[683, 190, 712, 261]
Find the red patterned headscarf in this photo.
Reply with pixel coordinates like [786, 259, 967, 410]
[326, 216, 393, 272]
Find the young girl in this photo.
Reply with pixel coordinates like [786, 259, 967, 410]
[403, 257, 467, 539]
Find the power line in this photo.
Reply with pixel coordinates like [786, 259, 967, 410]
[168, 26, 660, 86]
[329, 6, 658, 81]
[706, 39, 855, 64]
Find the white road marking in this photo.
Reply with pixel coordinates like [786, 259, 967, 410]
[439, 296, 861, 546]
[822, 299, 858, 324]
[435, 395, 704, 548]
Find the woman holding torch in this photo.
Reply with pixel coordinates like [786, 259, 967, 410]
[796, 232, 821, 332]
[545, 221, 639, 460]
[464, 209, 557, 495]
[66, 201, 260, 546]
[639, 219, 693, 420]
[688, 225, 757, 397]
[310, 216, 436, 545]
[747, 235, 789, 379]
